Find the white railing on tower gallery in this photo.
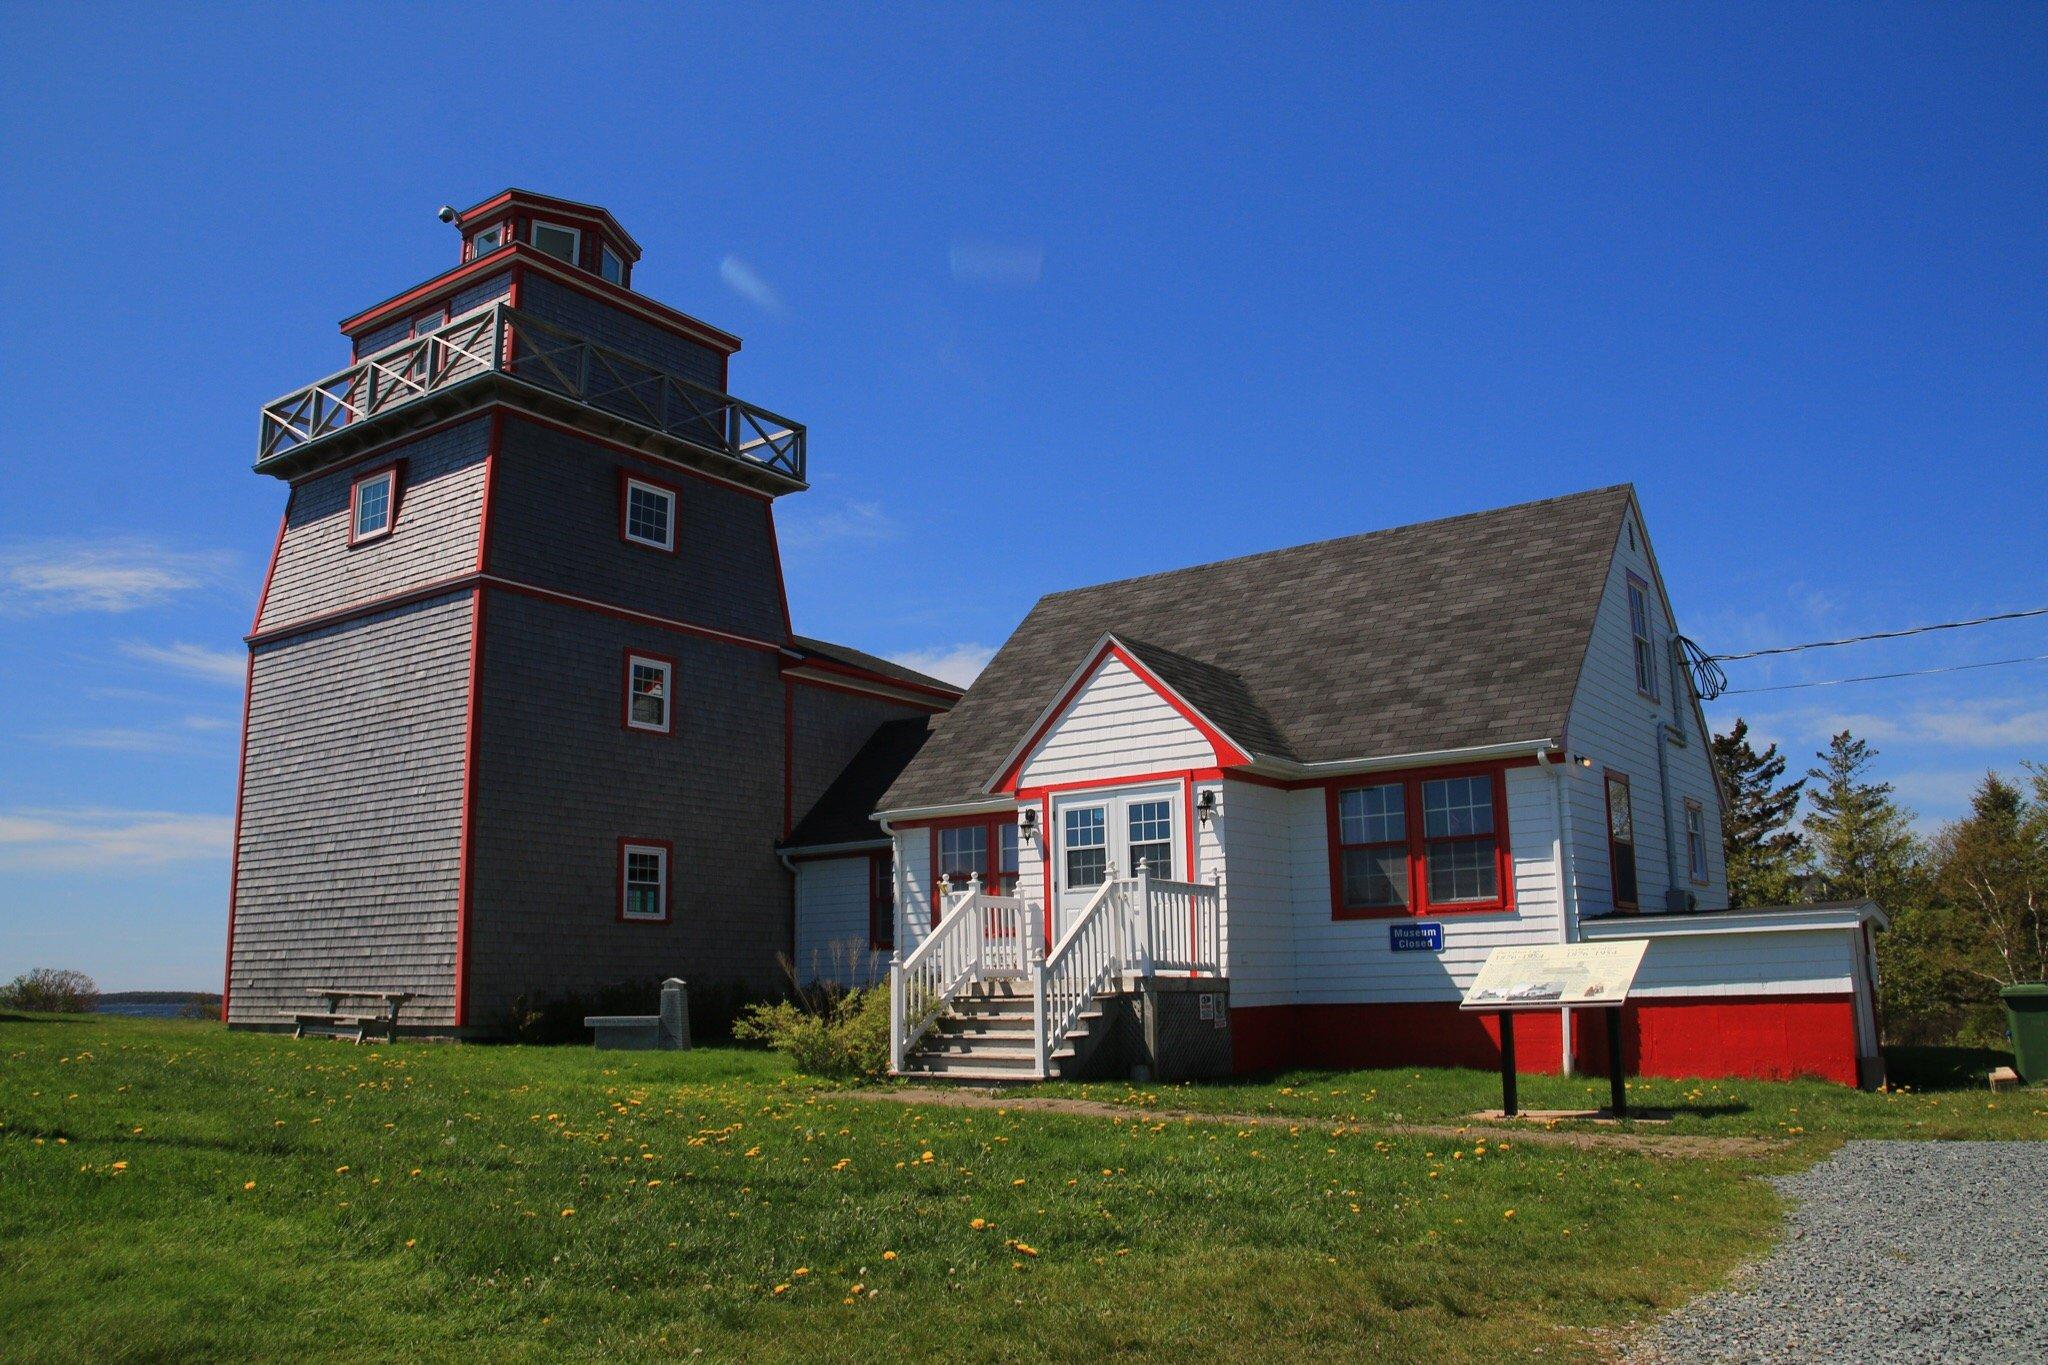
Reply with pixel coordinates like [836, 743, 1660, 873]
[890, 860, 1221, 1078]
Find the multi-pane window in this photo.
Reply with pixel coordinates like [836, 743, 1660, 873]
[623, 477, 676, 551]
[349, 468, 396, 544]
[1628, 576, 1659, 699]
[1685, 800, 1708, 884]
[1064, 807, 1107, 888]
[1336, 782, 1408, 909]
[410, 310, 444, 339]
[868, 851, 894, 951]
[1332, 769, 1509, 916]
[1127, 800, 1174, 878]
[937, 825, 988, 886]
[1422, 776, 1498, 903]
[1606, 772, 1639, 911]
[531, 221, 580, 263]
[620, 843, 668, 922]
[998, 822, 1019, 888]
[470, 224, 506, 256]
[600, 245, 626, 286]
[626, 655, 672, 733]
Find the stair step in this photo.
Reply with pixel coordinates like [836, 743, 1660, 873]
[916, 1035, 1036, 1060]
[899, 1053, 1041, 1078]
[935, 1015, 1034, 1036]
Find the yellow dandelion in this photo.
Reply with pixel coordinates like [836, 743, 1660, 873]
[405, 1239, 416, 1248]
[561, 1208, 576, 1217]
[793, 1267, 810, 1277]
[1012, 1178, 1026, 1187]
[243, 1180, 257, 1191]
[1503, 1209, 1516, 1219]
[111, 1161, 128, 1172]
[335, 1165, 349, 1174]
[882, 1250, 898, 1261]
[772, 1283, 790, 1295]
[970, 1217, 987, 1230]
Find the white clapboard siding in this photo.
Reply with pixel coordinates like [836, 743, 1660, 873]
[1625, 927, 1859, 998]
[1216, 779, 1295, 1007]
[1562, 507, 1728, 917]
[792, 856, 890, 989]
[1016, 655, 1215, 788]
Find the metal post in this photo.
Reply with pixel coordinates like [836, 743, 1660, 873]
[1606, 1006, 1628, 1117]
[1498, 1011, 1519, 1118]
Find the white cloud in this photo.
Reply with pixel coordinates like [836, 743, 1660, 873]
[949, 240, 1045, 287]
[0, 807, 232, 871]
[777, 499, 897, 551]
[718, 255, 784, 312]
[120, 641, 246, 685]
[0, 540, 232, 615]
[890, 644, 996, 687]
[39, 728, 196, 754]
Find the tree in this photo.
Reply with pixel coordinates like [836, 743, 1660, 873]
[1711, 718, 1807, 907]
[1802, 731, 1920, 906]
[0, 968, 99, 1014]
[1929, 771, 2047, 988]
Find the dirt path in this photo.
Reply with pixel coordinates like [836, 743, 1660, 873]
[851, 1084, 1786, 1159]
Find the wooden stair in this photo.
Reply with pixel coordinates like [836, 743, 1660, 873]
[897, 978, 1113, 1081]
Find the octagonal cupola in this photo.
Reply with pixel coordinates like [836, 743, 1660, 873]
[450, 188, 643, 287]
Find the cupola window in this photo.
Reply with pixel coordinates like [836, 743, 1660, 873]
[530, 221, 580, 264]
[600, 245, 626, 286]
[470, 224, 506, 257]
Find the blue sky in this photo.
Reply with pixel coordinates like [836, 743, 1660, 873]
[2, 4, 2043, 990]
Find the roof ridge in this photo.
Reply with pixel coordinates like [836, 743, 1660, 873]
[1040, 484, 1634, 603]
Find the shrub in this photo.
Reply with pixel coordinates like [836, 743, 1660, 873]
[733, 971, 891, 1080]
[0, 968, 100, 1014]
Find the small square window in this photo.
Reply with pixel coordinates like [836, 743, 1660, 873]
[622, 476, 676, 551]
[411, 311, 444, 339]
[625, 654, 673, 733]
[600, 245, 626, 286]
[471, 224, 506, 257]
[620, 842, 669, 922]
[349, 467, 398, 545]
[531, 221, 580, 264]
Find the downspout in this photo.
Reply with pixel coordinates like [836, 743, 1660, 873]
[1655, 635, 1688, 911]
[1539, 749, 1577, 1076]
[877, 815, 907, 1074]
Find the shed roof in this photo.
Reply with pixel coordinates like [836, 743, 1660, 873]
[789, 636, 963, 697]
[784, 716, 935, 850]
[880, 485, 1634, 813]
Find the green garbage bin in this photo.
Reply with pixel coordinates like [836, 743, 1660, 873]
[2001, 983, 2048, 1083]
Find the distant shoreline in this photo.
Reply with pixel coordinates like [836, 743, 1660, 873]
[99, 991, 222, 1006]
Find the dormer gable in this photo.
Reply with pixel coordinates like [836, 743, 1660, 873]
[988, 634, 1255, 795]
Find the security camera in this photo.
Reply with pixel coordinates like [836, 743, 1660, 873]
[436, 205, 457, 223]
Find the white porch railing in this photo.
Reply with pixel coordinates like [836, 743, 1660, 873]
[887, 876, 1040, 1072]
[891, 861, 1221, 1078]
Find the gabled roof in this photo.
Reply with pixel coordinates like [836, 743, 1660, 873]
[783, 716, 934, 850]
[788, 636, 964, 698]
[880, 485, 1635, 813]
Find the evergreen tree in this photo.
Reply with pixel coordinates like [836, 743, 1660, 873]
[1930, 771, 2048, 988]
[1802, 730, 1920, 905]
[1710, 718, 1806, 907]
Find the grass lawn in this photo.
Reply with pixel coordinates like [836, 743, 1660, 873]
[1036, 1045, 2048, 1152]
[0, 1016, 1812, 1363]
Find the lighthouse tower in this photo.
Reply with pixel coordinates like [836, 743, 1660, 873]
[226, 192, 956, 1035]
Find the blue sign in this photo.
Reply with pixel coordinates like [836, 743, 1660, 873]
[1390, 922, 1444, 952]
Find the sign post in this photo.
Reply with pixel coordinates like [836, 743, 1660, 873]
[1461, 941, 1649, 1119]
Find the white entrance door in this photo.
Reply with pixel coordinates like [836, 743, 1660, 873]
[1050, 785, 1182, 940]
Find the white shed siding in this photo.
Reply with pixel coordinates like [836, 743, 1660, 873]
[1016, 655, 1214, 788]
[1216, 779, 1295, 1007]
[1623, 928, 1860, 998]
[1280, 765, 1564, 1003]
[1563, 510, 1728, 918]
[896, 830, 939, 955]
[793, 856, 889, 988]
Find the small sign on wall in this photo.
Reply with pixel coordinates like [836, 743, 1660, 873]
[1390, 922, 1444, 952]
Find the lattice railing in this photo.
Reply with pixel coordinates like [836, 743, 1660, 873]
[257, 303, 806, 483]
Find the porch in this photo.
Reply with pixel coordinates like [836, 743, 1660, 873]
[889, 862, 1224, 1081]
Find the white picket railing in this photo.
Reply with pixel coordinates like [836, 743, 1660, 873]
[887, 876, 1042, 1072]
[1033, 877, 1128, 1076]
[1129, 871, 1222, 975]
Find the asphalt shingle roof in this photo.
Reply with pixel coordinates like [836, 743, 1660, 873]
[784, 716, 934, 849]
[789, 636, 962, 695]
[880, 485, 1633, 813]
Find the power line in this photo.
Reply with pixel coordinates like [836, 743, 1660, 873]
[1704, 605, 2048, 663]
[1720, 652, 2048, 696]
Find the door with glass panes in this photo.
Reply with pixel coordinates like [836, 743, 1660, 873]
[1050, 785, 1180, 939]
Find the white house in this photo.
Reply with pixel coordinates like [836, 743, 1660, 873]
[782, 486, 1885, 1086]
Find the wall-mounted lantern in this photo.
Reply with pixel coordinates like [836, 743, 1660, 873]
[1196, 789, 1220, 825]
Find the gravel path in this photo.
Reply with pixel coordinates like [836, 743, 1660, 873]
[1634, 1140, 2048, 1364]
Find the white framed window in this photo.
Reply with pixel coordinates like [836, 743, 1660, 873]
[625, 653, 673, 733]
[620, 841, 670, 922]
[530, 221, 581, 264]
[470, 224, 506, 257]
[1062, 807, 1108, 888]
[1685, 800, 1709, 884]
[349, 466, 398, 545]
[1627, 575, 1659, 700]
[621, 476, 677, 551]
[600, 245, 626, 286]
[1127, 799, 1174, 878]
[410, 309, 444, 339]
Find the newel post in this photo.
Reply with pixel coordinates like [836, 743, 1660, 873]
[967, 871, 984, 977]
[1135, 858, 1156, 977]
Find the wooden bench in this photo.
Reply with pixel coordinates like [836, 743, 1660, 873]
[294, 989, 412, 1044]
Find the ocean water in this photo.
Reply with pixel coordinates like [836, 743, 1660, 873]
[96, 1002, 198, 1019]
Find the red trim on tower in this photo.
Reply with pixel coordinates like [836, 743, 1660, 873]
[991, 640, 1250, 794]
[250, 509, 288, 635]
[784, 653, 963, 701]
[780, 671, 953, 714]
[220, 650, 256, 1023]
[452, 585, 488, 1028]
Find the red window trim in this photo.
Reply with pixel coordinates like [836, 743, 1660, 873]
[868, 850, 895, 952]
[616, 837, 673, 924]
[618, 469, 681, 554]
[1605, 769, 1639, 913]
[1324, 760, 1516, 920]
[921, 813, 1021, 926]
[621, 648, 677, 735]
[346, 461, 403, 547]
